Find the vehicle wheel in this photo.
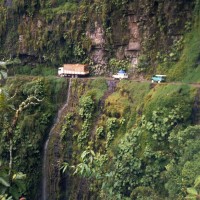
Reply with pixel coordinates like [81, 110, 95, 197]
[151, 80, 154, 83]
[158, 81, 161, 83]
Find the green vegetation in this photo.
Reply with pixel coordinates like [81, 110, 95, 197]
[0, 75, 200, 199]
[109, 58, 130, 72]
[40, 2, 78, 17]
[12, 65, 57, 76]
[0, 6, 7, 37]
[186, 175, 200, 200]
[0, 76, 68, 199]
[0, 0, 198, 82]
[162, 0, 200, 82]
[0, 162, 26, 200]
[168, 25, 200, 82]
[1, 0, 200, 199]
[143, 84, 195, 120]
[59, 79, 200, 199]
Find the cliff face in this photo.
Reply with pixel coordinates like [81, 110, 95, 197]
[0, 75, 200, 199]
[1, 1, 200, 200]
[0, 0, 194, 74]
[42, 78, 200, 200]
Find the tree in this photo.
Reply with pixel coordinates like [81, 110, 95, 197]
[0, 88, 43, 176]
[0, 61, 7, 85]
[166, 126, 200, 199]
[0, 160, 26, 199]
[186, 176, 200, 200]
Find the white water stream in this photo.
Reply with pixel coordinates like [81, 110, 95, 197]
[42, 79, 71, 200]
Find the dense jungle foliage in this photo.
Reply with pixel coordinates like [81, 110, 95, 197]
[0, 0, 200, 82]
[0, 0, 200, 200]
[0, 76, 69, 199]
[1, 76, 200, 199]
[59, 79, 200, 200]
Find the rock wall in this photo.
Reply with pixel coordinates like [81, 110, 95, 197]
[0, 0, 195, 73]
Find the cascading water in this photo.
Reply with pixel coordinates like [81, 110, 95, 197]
[42, 79, 71, 200]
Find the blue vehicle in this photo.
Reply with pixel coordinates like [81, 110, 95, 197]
[151, 75, 166, 83]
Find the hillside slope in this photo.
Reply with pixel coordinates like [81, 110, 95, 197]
[1, 77, 200, 199]
[1, 1, 200, 199]
[1, 0, 200, 81]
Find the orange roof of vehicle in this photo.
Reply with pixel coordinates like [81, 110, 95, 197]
[63, 64, 87, 67]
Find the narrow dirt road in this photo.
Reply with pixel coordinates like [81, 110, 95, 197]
[66, 76, 200, 88]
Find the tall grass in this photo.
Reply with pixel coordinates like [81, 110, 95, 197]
[169, 0, 200, 83]
[143, 84, 196, 120]
[40, 2, 78, 18]
[13, 65, 57, 76]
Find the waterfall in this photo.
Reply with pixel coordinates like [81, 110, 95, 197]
[42, 79, 71, 200]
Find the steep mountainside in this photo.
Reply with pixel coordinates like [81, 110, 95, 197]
[1, 77, 200, 199]
[1, 0, 199, 80]
[1, 1, 200, 200]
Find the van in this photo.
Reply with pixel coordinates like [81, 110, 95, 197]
[151, 75, 166, 83]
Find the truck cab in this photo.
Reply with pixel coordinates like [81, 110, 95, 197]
[151, 75, 166, 83]
[58, 67, 64, 76]
[112, 70, 128, 80]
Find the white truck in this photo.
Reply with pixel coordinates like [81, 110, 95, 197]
[58, 64, 89, 78]
[112, 70, 128, 80]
